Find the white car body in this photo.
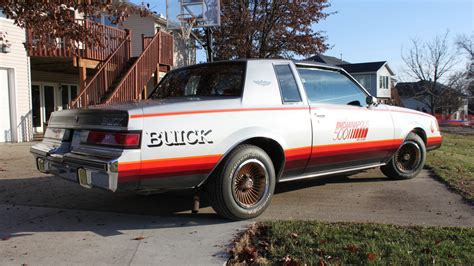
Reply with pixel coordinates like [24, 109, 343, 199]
[31, 59, 442, 195]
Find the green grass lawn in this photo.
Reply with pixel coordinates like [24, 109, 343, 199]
[426, 132, 474, 202]
[229, 222, 474, 265]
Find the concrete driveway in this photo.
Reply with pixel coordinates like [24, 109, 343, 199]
[0, 143, 473, 265]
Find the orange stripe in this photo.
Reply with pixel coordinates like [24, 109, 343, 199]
[427, 136, 443, 146]
[130, 107, 309, 119]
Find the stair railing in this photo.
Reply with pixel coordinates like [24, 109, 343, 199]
[70, 30, 131, 108]
[104, 31, 174, 105]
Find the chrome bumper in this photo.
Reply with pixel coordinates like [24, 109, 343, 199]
[31, 144, 120, 192]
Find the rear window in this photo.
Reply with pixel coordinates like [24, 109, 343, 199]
[150, 62, 246, 99]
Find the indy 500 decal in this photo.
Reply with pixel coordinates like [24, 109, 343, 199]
[333, 121, 369, 141]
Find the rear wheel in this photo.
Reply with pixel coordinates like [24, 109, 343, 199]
[206, 145, 275, 220]
[381, 132, 426, 180]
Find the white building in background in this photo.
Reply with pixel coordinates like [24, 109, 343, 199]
[0, 13, 32, 143]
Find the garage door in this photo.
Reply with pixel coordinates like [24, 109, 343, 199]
[0, 69, 11, 142]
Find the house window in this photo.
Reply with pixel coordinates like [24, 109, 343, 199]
[92, 15, 118, 28]
[379, 76, 389, 89]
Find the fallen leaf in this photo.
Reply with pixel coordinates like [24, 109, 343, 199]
[290, 232, 298, 238]
[367, 252, 377, 261]
[132, 236, 145, 241]
[345, 244, 359, 253]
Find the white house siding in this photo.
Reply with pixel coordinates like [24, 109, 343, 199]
[118, 14, 157, 57]
[376, 66, 392, 99]
[0, 17, 32, 142]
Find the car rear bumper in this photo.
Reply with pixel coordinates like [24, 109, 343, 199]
[31, 145, 123, 192]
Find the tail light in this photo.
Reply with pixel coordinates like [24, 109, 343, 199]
[85, 131, 141, 149]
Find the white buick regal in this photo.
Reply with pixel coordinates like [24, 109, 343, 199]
[31, 59, 442, 220]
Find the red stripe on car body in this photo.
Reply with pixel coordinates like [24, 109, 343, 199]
[130, 107, 309, 119]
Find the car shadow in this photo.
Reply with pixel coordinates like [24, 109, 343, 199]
[0, 169, 395, 237]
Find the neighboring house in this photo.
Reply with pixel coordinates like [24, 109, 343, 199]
[306, 55, 396, 102]
[306, 54, 349, 65]
[0, 5, 196, 143]
[338, 62, 394, 100]
[396, 81, 469, 125]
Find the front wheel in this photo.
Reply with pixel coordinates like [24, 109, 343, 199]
[381, 132, 426, 180]
[206, 145, 275, 220]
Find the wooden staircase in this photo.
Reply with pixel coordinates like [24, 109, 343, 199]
[71, 31, 174, 108]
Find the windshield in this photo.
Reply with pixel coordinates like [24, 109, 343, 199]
[149, 62, 246, 99]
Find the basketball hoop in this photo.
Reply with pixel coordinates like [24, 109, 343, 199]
[177, 13, 196, 40]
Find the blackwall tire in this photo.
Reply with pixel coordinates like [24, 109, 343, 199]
[381, 132, 426, 180]
[206, 145, 275, 220]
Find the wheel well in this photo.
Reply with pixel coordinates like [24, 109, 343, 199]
[241, 137, 285, 179]
[200, 137, 286, 188]
[411, 127, 427, 145]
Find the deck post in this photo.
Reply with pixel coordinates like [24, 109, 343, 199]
[79, 61, 87, 92]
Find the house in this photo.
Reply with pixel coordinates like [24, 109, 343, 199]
[0, 13, 31, 143]
[396, 81, 470, 125]
[0, 5, 196, 143]
[306, 55, 396, 102]
[338, 61, 395, 101]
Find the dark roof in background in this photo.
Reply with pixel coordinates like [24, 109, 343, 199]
[337, 61, 387, 73]
[306, 54, 349, 65]
[395, 81, 458, 97]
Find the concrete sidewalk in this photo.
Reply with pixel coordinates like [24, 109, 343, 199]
[1, 204, 247, 265]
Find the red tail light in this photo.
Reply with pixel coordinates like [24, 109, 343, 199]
[86, 131, 141, 149]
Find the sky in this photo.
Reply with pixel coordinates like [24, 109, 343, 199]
[137, 0, 473, 82]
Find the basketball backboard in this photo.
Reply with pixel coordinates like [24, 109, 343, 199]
[166, 0, 221, 36]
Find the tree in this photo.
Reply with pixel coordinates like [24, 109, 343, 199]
[401, 32, 459, 115]
[211, 0, 332, 60]
[0, 0, 150, 50]
[455, 34, 474, 106]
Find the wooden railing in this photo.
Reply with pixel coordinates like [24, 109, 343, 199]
[104, 31, 174, 105]
[26, 19, 128, 61]
[143, 33, 173, 67]
[70, 32, 131, 108]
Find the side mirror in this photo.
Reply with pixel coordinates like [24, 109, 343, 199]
[366, 96, 377, 106]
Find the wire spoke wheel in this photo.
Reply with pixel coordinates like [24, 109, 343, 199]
[395, 141, 422, 174]
[232, 159, 269, 209]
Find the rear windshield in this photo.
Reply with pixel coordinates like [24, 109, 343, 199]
[149, 62, 246, 99]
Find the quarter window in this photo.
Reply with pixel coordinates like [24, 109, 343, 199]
[297, 68, 367, 106]
[274, 65, 302, 103]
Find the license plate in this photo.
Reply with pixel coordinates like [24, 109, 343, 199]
[77, 168, 92, 189]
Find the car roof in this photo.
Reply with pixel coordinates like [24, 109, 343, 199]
[188, 59, 343, 71]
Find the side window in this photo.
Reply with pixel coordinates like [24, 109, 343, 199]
[297, 68, 367, 106]
[274, 65, 302, 103]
